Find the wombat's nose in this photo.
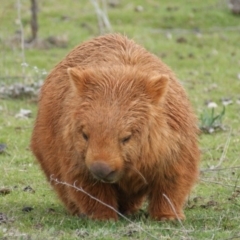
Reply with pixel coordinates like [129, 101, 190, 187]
[89, 161, 117, 183]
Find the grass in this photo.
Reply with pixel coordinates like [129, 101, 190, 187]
[1, 0, 240, 239]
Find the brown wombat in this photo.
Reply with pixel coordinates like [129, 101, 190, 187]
[31, 34, 200, 221]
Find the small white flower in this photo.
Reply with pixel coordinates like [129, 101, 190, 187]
[135, 5, 144, 12]
[207, 102, 218, 108]
[237, 73, 240, 80]
[166, 32, 172, 40]
[221, 98, 233, 106]
[21, 62, 29, 67]
[33, 66, 39, 72]
[208, 128, 215, 134]
[211, 49, 218, 55]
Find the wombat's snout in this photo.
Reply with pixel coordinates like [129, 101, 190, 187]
[89, 161, 118, 183]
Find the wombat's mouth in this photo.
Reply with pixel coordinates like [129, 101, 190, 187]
[91, 172, 119, 184]
[88, 161, 120, 184]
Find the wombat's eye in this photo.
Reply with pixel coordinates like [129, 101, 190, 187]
[82, 132, 89, 141]
[121, 135, 131, 144]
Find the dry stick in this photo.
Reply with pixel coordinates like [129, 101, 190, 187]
[101, 0, 107, 16]
[50, 176, 159, 240]
[99, 0, 111, 31]
[90, 0, 104, 34]
[30, 0, 38, 42]
[89, 0, 112, 34]
[16, 0, 26, 76]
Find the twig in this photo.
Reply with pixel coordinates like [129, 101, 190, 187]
[30, 0, 38, 42]
[16, 0, 26, 76]
[50, 176, 159, 240]
[89, 0, 112, 34]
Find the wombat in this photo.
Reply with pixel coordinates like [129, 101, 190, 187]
[31, 34, 200, 221]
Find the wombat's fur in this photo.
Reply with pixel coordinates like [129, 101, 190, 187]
[31, 34, 200, 220]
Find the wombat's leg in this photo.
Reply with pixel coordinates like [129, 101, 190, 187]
[148, 185, 186, 221]
[67, 181, 119, 220]
[118, 192, 146, 215]
[148, 162, 198, 221]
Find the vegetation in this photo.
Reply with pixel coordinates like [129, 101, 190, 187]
[0, 0, 240, 239]
[200, 105, 226, 133]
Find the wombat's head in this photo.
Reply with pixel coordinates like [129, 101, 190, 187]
[66, 66, 168, 183]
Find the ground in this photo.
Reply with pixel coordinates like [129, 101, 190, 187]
[0, 0, 240, 239]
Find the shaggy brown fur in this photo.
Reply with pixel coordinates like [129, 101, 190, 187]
[31, 34, 200, 221]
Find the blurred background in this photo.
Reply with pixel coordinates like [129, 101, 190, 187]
[1, 0, 239, 82]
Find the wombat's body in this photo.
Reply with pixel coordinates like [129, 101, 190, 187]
[31, 34, 200, 220]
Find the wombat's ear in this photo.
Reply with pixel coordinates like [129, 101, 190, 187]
[67, 67, 86, 94]
[146, 74, 169, 104]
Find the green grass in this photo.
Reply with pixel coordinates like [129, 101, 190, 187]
[1, 0, 240, 239]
